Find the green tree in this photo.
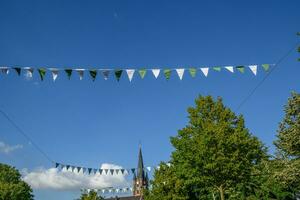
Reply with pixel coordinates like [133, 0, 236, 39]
[146, 96, 267, 200]
[275, 92, 300, 158]
[78, 190, 104, 200]
[0, 163, 33, 200]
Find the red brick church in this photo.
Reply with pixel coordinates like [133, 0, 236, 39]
[106, 147, 149, 200]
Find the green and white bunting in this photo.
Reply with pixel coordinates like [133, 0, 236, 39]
[0, 64, 273, 82]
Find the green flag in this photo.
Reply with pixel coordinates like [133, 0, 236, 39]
[13, 67, 21, 76]
[38, 68, 46, 81]
[89, 70, 97, 81]
[236, 66, 245, 73]
[65, 69, 72, 80]
[115, 69, 123, 81]
[164, 69, 171, 80]
[138, 69, 147, 79]
[213, 66, 221, 72]
[189, 68, 197, 78]
[262, 64, 270, 71]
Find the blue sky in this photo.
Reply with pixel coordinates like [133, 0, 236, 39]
[0, 0, 299, 199]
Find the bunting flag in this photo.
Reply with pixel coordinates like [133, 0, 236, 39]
[50, 68, 59, 81]
[200, 67, 209, 77]
[77, 167, 81, 173]
[189, 68, 197, 78]
[126, 69, 135, 82]
[0, 67, 9, 75]
[88, 168, 92, 174]
[102, 70, 110, 80]
[262, 64, 270, 71]
[131, 168, 135, 174]
[76, 69, 84, 80]
[176, 68, 184, 80]
[89, 70, 97, 81]
[82, 187, 133, 194]
[24, 67, 34, 78]
[13, 67, 21, 76]
[152, 69, 160, 79]
[104, 169, 109, 175]
[65, 69, 73, 80]
[213, 66, 221, 72]
[236, 66, 245, 73]
[164, 69, 171, 80]
[99, 169, 103, 175]
[55, 163, 59, 168]
[138, 69, 147, 79]
[115, 70, 123, 81]
[249, 65, 257, 75]
[0, 64, 273, 82]
[225, 66, 234, 73]
[38, 68, 46, 81]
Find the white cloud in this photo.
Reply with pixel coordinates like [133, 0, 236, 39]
[22, 163, 129, 190]
[0, 141, 23, 154]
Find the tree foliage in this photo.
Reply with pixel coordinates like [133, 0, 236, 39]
[0, 163, 33, 200]
[78, 190, 104, 200]
[145, 96, 267, 200]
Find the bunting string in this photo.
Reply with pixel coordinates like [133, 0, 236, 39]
[81, 187, 133, 194]
[54, 162, 163, 176]
[0, 64, 272, 82]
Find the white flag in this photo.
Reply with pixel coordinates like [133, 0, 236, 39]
[126, 69, 135, 82]
[200, 67, 209, 77]
[152, 69, 160, 79]
[24, 67, 34, 79]
[146, 166, 151, 172]
[249, 65, 257, 75]
[50, 68, 59, 81]
[225, 66, 234, 73]
[176, 69, 185, 80]
[75, 69, 85, 80]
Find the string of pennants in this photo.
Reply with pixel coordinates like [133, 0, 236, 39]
[54, 162, 168, 175]
[0, 64, 272, 82]
[81, 187, 133, 194]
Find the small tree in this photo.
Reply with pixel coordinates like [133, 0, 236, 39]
[78, 190, 104, 200]
[0, 163, 34, 200]
[146, 96, 267, 200]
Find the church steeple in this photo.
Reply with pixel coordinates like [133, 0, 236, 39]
[133, 146, 148, 197]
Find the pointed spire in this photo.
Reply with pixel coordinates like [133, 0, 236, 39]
[137, 145, 145, 180]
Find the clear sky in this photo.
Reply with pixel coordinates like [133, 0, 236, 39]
[0, 0, 299, 199]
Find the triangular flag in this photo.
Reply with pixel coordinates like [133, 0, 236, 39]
[114, 70, 123, 81]
[176, 69, 184, 80]
[104, 169, 109, 175]
[38, 68, 46, 81]
[225, 66, 234, 73]
[88, 168, 92, 174]
[55, 163, 60, 168]
[0, 67, 9, 75]
[89, 70, 97, 81]
[65, 69, 72, 80]
[75, 69, 84, 80]
[163, 69, 171, 80]
[121, 169, 125, 174]
[189, 68, 197, 78]
[152, 69, 160, 79]
[115, 169, 120, 175]
[110, 169, 114, 175]
[200, 68, 209, 77]
[248, 65, 257, 75]
[146, 166, 151, 172]
[50, 68, 59, 81]
[138, 69, 147, 79]
[126, 69, 135, 82]
[93, 169, 98, 174]
[71, 166, 75, 172]
[102, 70, 110, 80]
[236, 66, 245, 73]
[60, 164, 65, 170]
[76, 167, 81, 173]
[66, 165, 70, 170]
[24, 67, 34, 78]
[82, 168, 87, 173]
[213, 66, 221, 72]
[99, 169, 103, 175]
[131, 168, 135, 174]
[13, 67, 21, 76]
[262, 64, 270, 71]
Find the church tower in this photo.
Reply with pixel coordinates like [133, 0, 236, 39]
[133, 146, 148, 197]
